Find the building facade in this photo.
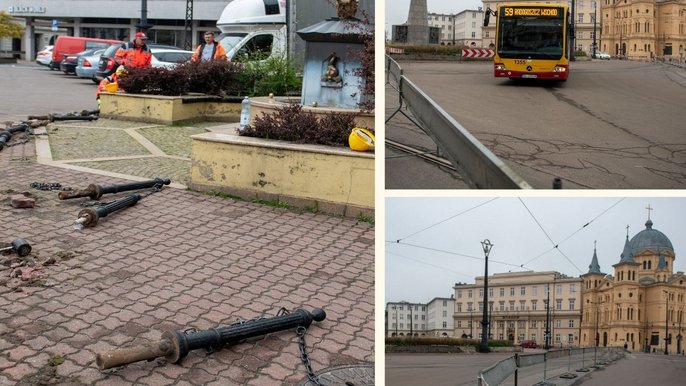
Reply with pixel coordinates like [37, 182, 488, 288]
[427, 296, 455, 336]
[580, 218, 686, 354]
[386, 301, 428, 337]
[481, 0, 686, 59]
[454, 271, 583, 347]
[0, 0, 228, 59]
[601, 0, 686, 60]
[428, 9, 484, 46]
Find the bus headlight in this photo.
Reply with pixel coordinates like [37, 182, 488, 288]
[494, 64, 507, 71]
[552, 65, 568, 73]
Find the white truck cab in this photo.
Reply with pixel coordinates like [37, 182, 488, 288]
[216, 0, 287, 62]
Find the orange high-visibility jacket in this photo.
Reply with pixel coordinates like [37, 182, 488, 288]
[115, 42, 152, 67]
[192, 42, 227, 62]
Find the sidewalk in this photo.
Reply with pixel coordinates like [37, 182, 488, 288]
[0, 120, 374, 385]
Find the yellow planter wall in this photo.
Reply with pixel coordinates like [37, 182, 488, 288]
[189, 132, 374, 217]
[100, 93, 240, 124]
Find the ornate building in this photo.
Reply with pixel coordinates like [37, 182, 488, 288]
[601, 0, 686, 60]
[454, 272, 582, 347]
[580, 217, 686, 353]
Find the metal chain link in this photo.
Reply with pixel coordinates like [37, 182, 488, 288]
[297, 326, 326, 386]
[30, 182, 71, 191]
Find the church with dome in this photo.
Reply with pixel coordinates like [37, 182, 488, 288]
[580, 215, 685, 354]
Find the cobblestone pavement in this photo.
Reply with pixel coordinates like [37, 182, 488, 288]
[0, 134, 375, 385]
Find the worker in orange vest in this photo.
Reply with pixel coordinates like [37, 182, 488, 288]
[192, 31, 227, 62]
[96, 66, 126, 108]
[115, 32, 152, 68]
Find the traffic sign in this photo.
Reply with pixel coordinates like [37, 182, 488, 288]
[51, 19, 59, 32]
[462, 48, 495, 58]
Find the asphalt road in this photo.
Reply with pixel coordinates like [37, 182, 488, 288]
[386, 59, 686, 189]
[0, 62, 98, 122]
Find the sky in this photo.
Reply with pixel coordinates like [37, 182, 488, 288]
[385, 0, 485, 37]
[385, 197, 686, 304]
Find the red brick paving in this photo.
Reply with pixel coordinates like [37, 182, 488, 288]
[0, 141, 374, 385]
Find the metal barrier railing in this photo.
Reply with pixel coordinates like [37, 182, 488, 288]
[477, 347, 623, 386]
[385, 55, 531, 189]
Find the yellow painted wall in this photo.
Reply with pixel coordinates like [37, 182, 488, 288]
[189, 132, 374, 217]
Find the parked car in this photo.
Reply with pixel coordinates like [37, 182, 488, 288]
[50, 36, 122, 70]
[60, 48, 99, 74]
[95, 43, 180, 81]
[75, 48, 107, 83]
[150, 48, 193, 69]
[595, 51, 611, 60]
[35, 45, 53, 66]
[519, 340, 538, 348]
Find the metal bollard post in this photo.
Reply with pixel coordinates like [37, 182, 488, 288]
[514, 353, 519, 386]
[59, 178, 171, 200]
[96, 308, 326, 370]
[74, 194, 141, 228]
[568, 348, 572, 372]
[543, 351, 547, 382]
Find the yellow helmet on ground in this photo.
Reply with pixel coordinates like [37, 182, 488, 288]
[349, 128, 375, 152]
[115, 66, 126, 76]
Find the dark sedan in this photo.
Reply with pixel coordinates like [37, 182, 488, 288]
[60, 48, 99, 75]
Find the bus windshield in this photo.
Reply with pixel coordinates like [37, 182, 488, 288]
[498, 16, 564, 60]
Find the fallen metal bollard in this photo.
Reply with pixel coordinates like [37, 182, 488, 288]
[59, 178, 171, 200]
[49, 113, 98, 122]
[96, 308, 326, 370]
[74, 194, 141, 228]
[0, 123, 29, 151]
[0, 238, 32, 257]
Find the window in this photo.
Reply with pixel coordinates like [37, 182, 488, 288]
[570, 284, 576, 293]
[521, 287, 526, 295]
[532, 286, 538, 296]
[468, 290, 473, 298]
[467, 302, 473, 311]
[568, 334, 574, 343]
[458, 321, 462, 328]
[414, 314, 418, 320]
[489, 288, 494, 297]
[531, 320, 538, 328]
[520, 301, 526, 311]
[555, 333, 561, 343]
[569, 319, 575, 328]
[421, 315, 425, 320]
[479, 302, 483, 311]
[443, 300, 448, 306]
[235, 34, 274, 61]
[578, 13, 584, 23]
[544, 300, 549, 310]
[457, 304, 462, 312]
[399, 306, 404, 311]
[531, 333, 537, 342]
[556, 299, 562, 310]
[532, 300, 538, 311]
[519, 333, 526, 341]
[500, 288, 505, 297]
[457, 290, 462, 299]
[400, 323, 403, 329]
[443, 310, 447, 317]
[400, 314, 404, 320]
[479, 289, 484, 297]
[556, 319, 561, 328]
[569, 300, 576, 310]
[499, 301, 505, 311]
[509, 301, 515, 311]
[510, 287, 515, 296]
[556, 285, 562, 295]
[442, 321, 447, 328]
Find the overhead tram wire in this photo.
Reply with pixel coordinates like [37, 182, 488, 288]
[518, 198, 583, 275]
[393, 198, 499, 243]
[519, 198, 626, 268]
[386, 251, 474, 279]
[390, 241, 531, 271]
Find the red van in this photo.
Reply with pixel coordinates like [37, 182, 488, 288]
[50, 36, 122, 70]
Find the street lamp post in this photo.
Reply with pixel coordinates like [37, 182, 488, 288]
[547, 290, 551, 349]
[570, 0, 576, 61]
[479, 239, 493, 353]
[664, 291, 669, 355]
[592, 0, 597, 58]
[410, 305, 414, 337]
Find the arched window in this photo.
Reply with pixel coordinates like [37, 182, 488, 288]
[648, 260, 652, 269]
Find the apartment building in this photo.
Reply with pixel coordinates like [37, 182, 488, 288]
[386, 301, 428, 337]
[454, 271, 583, 347]
[427, 297, 455, 336]
[428, 9, 484, 46]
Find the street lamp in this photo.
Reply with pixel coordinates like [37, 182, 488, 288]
[664, 291, 670, 355]
[479, 239, 493, 353]
[592, 0, 597, 58]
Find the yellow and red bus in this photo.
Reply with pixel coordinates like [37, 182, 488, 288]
[484, 3, 571, 81]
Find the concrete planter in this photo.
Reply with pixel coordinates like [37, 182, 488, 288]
[99, 93, 241, 124]
[189, 131, 374, 218]
[250, 96, 374, 130]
